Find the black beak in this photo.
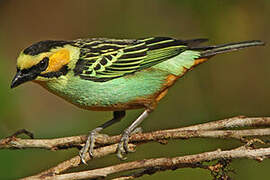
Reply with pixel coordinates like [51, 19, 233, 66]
[10, 70, 36, 88]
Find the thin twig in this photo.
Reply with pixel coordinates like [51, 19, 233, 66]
[1, 116, 270, 150]
[24, 144, 136, 180]
[112, 159, 233, 180]
[30, 146, 270, 180]
[1, 128, 270, 150]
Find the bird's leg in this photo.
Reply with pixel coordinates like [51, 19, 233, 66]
[79, 111, 125, 164]
[117, 109, 150, 160]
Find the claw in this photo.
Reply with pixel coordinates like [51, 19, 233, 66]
[117, 127, 142, 160]
[79, 128, 103, 164]
[117, 130, 129, 160]
[117, 141, 127, 160]
[89, 131, 97, 157]
[79, 150, 87, 165]
[79, 137, 90, 164]
[123, 136, 130, 153]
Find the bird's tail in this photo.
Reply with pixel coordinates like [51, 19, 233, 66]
[191, 40, 265, 58]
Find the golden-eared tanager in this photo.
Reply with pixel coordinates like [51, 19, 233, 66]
[10, 37, 264, 162]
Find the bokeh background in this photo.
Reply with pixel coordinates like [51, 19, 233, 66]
[0, 0, 269, 179]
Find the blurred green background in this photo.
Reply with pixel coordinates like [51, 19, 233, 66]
[0, 0, 269, 179]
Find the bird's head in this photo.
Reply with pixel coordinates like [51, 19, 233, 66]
[11, 40, 80, 88]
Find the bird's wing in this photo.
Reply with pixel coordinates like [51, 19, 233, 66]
[73, 37, 188, 82]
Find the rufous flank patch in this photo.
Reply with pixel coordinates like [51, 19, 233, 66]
[193, 58, 208, 66]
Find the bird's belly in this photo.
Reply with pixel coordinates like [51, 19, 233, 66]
[45, 70, 171, 111]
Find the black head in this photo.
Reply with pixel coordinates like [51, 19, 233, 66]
[11, 40, 73, 88]
[23, 40, 69, 56]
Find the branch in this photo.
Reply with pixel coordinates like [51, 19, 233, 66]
[25, 144, 136, 180]
[1, 116, 270, 150]
[23, 128, 270, 179]
[29, 146, 270, 180]
[1, 116, 269, 179]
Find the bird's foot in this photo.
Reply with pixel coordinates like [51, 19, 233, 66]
[117, 127, 143, 160]
[79, 127, 108, 164]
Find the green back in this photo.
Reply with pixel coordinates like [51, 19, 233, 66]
[72, 37, 187, 82]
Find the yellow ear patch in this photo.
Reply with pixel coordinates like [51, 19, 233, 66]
[44, 49, 70, 73]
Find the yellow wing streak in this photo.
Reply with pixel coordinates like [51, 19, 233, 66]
[73, 37, 187, 82]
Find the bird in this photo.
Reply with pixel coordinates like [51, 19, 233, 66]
[10, 37, 264, 163]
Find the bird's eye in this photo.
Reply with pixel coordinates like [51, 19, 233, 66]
[38, 57, 49, 71]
